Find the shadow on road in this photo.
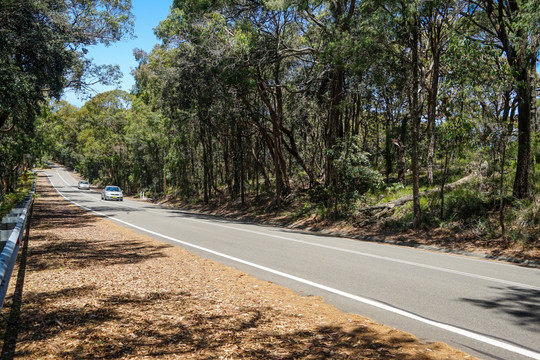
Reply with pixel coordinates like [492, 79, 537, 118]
[460, 286, 540, 333]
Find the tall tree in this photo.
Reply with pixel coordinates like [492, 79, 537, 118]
[421, 0, 462, 185]
[301, 0, 359, 187]
[409, 2, 423, 228]
[466, 0, 539, 198]
[0, 0, 134, 132]
[0, 0, 133, 196]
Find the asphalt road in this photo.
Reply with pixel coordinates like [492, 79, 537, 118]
[42, 165, 540, 360]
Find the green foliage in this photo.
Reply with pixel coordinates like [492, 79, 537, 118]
[326, 136, 383, 216]
[0, 0, 134, 130]
[42, 91, 172, 195]
[0, 172, 35, 218]
[0, 0, 134, 197]
[439, 187, 490, 223]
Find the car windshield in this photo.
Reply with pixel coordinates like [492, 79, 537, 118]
[106, 186, 121, 192]
[80, 181, 89, 185]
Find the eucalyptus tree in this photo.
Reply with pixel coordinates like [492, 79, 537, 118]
[363, 0, 424, 226]
[76, 90, 133, 186]
[0, 0, 133, 132]
[0, 0, 133, 197]
[420, 0, 464, 185]
[354, 0, 412, 184]
[124, 97, 169, 195]
[153, 7, 238, 202]
[0, 0, 70, 133]
[133, 44, 209, 199]
[408, 1, 423, 228]
[296, 0, 363, 190]
[39, 101, 81, 167]
[0, 128, 30, 195]
[463, 0, 540, 198]
[153, 0, 320, 206]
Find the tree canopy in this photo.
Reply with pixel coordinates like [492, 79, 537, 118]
[0, 0, 133, 132]
[0, 0, 133, 195]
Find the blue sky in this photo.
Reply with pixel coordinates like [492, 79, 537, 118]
[62, 0, 173, 108]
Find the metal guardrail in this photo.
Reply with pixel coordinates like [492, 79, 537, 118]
[0, 175, 36, 313]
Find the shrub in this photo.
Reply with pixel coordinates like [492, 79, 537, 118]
[0, 171, 35, 218]
[326, 136, 383, 217]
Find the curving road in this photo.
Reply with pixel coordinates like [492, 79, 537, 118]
[42, 164, 540, 360]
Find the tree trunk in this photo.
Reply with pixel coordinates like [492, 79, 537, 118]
[358, 171, 477, 213]
[384, 113, 393, 183]
[251, 144, 270, 188]
[410, 15, 421, 228]
[224, 138, 233, 197]
[375, 110, 380, 168]
[325, 66, 345, 187]
[426, 49, 440, 186]
[281, 124, 317, 188]
[233, 123, 241, 198]
[531, 68, 538, 179]
[481, 0, 535, 199]
[162, 149, 167, 196]
[238, 123, 245, 204]
[256, 78, 290, 206]
[512, 69, 531, 199]
[439, 147, 450, 219]
[397, 115, 408, 185]
[200, 122, 209, 204]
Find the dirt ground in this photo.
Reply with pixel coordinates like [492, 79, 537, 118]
[0, 173, 477, 359]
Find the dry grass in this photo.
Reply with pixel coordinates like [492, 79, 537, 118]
[0, 173, 476, 359]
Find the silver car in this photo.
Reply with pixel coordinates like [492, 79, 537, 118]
[101, 186, 123, 201]
[78, 180, 90, 190]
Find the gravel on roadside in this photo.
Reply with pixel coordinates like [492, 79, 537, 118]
[0, 173, 476, 359]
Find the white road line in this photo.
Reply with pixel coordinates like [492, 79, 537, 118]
[44, 170, 540, 360]
[184, 218, 540, 291]
[54, 168, 540, 291]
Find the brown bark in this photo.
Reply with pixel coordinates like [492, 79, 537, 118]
[410, 14, 421, 228]
[426, 42, 440, 186]
[513, 79, 531, 198]
[281, 125, 317, 188]
[200, 123, 209, 204]
[397, 116, 409, 185]
[257, 78, 290, 206]
[324, 0, 356, 187]
[384, 115, 393, 183]
[325, 66, 345, 187]
[499, 92, 516, 238]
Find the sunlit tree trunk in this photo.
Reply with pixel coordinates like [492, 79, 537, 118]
[410, 13, 421, 228]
